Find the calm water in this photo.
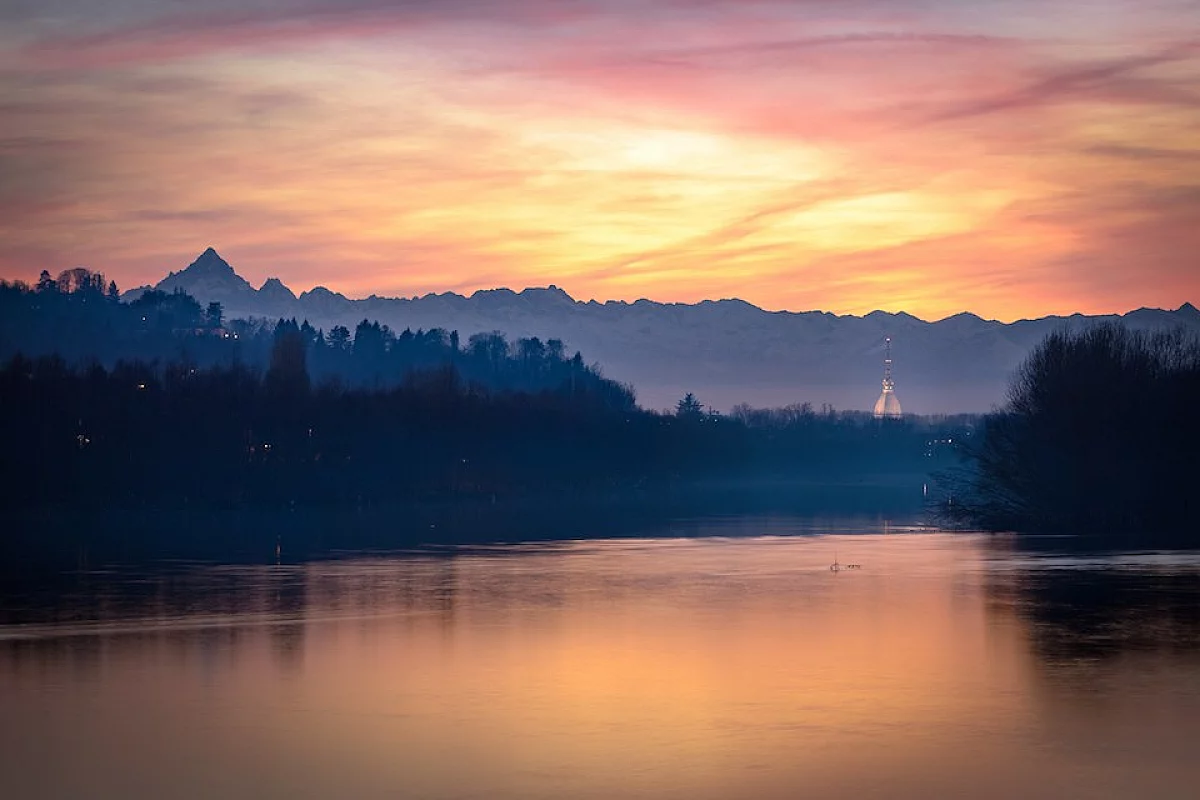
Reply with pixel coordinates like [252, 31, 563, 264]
[2, 519, 1199, 799]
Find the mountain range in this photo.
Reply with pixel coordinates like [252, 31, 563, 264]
[126, 248, 1200, 414]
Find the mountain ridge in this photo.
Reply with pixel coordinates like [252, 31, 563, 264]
[123, 248, 1200, 414]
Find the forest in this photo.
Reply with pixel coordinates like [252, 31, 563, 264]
[0, 268, 624, 397]
[0, 269, 968, 514]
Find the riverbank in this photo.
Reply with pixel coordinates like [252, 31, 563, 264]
[3, 475, 933, 565]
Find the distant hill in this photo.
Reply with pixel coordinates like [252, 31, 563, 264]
[124, 248, 1200, 414]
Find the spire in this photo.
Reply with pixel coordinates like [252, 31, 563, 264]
[882, 336, 893, 391]
[873, 336, 902, 419]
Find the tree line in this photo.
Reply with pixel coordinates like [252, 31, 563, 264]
[0, 268, 631, 400]
[942, 323, 1200, 543]
[0, 351, 966, 512]
[1, 268, 970, 513]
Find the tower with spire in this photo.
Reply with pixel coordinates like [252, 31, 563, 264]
[873, 337, 903, 419]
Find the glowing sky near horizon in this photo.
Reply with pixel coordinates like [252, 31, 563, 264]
[1, 1, 1198, 320]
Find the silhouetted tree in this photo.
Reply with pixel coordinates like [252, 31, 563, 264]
[353, 320, 385, 360]
[676, 392, 704, 419]
[266, 322, 310, 396]
[469, 331, 508, 372]
[55, 267, 106, 295]
[327, 325, 350, 352]
[951, 323, 1200, 540]
[206, 301, 224, 330]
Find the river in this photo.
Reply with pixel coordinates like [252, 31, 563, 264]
[2, 518, 1198, 799]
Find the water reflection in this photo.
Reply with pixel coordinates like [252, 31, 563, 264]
[981, 537, 1200, 795]
[1, 526, 1199, 799]
[990, 562, 1200, 663]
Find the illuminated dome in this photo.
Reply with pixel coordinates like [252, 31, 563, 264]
[872, 337, 903, 419]
[873, 386, 902, 418]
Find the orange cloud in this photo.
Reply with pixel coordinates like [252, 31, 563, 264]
[0, 1, 1197, 319]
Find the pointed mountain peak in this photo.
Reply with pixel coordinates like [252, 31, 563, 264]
[187, 247, 235, 274]
[1178, 301, 1198, 316]
[259, 277, 296, 301]
[155, 247, 253, 296]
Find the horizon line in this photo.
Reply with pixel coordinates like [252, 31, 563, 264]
[9, 246, 1197, 326]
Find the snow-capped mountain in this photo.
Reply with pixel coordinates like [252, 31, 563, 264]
[125, 249, 1200, 414]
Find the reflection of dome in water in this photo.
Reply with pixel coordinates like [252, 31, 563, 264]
[873, 337, 903, 419]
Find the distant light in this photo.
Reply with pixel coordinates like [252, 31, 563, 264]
[136, 383, 146, 390]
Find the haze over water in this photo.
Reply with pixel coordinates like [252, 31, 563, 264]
[2, 522, 1198, 799]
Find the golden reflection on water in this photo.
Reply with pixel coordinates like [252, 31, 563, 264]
[2, 531, 1199, 799]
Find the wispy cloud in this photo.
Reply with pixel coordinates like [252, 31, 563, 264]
[0, 0, 1198, 318]
[927, 41, 1200, 123]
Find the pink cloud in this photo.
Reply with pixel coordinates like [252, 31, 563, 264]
[1, 0, 1198, 317]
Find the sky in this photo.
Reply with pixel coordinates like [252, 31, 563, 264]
[1, 0, 1198, 321]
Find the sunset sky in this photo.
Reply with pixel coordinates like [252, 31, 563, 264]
[1, 0, 1197, 320]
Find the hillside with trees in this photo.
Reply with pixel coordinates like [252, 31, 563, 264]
[1, 269, 631, 400]
[1, 269, 969, 518]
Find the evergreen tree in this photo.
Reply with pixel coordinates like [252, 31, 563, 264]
[676, 392, 704, 419]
